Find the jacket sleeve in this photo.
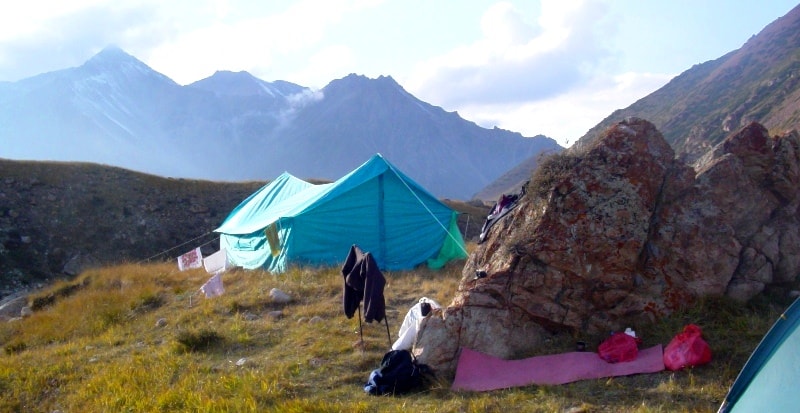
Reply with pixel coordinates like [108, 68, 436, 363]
[362, 252, 386, 323]
[341, 245, 364, 319]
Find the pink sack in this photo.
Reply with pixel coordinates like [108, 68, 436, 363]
[598, 332, 639, 363]
[663, 324, 712, 371]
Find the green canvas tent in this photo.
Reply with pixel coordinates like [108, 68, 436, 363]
[215, 154, 467, 273]
[717, 296, 800, 412]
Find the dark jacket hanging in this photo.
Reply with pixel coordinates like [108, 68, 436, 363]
[342, 244, 386, 323]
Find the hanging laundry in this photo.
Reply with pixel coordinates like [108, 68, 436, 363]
[199, 272, 225, 298]
[341, 244, 386, 323]
[178, 247, 203, 271]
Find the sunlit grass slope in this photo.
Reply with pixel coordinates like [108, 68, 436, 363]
[0, 260, 788, 412]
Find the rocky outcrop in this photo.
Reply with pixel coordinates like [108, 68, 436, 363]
[415, 118, 800, 377]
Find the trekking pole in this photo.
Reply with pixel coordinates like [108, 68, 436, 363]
[384, 317, 392, 347]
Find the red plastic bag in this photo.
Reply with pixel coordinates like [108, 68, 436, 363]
[663, 324, 712, 371]
[598, 332, 640, 363]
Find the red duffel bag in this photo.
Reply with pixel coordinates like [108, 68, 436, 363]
[663, 324, 712, 371]
[598, 332, 640, 363]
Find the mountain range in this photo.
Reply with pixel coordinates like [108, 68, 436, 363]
[574, 3, 800, 161]
[4, 3, 800, 202]
[0, 47, 560, 200]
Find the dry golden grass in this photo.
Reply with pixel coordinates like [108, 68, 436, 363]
[0, 259, 786, 412]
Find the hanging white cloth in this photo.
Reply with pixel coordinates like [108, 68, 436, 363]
[203, 249, 230, 274]
[391, 297, 441, 351]
[199, 272, 225, 298]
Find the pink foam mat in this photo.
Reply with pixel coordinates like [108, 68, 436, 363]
[452, 344, 665, 391]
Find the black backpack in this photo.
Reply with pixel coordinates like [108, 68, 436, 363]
[364, 350, 428, 395]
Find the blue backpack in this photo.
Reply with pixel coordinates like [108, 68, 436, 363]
[364, 350, 428, 395]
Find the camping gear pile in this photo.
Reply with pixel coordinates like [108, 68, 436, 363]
[337, 245, 435, 396]
[451, 324, 718, 392]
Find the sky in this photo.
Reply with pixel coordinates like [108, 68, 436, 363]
[0, 1, 797, 147]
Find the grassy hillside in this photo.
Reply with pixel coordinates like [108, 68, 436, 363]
[0, 158, 490, 299]
[0, 158, 266, 295]
[0, 260, 789, 412]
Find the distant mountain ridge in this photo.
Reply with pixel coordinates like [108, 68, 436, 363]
[189, 70, 305, 98]
[472, 145, 562, 202]
[476, 3, 800, 198]
[0, 46, 560, 200]
[574, 3, 800, 161]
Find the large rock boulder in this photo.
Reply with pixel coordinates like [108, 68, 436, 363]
[415, 118, 800, 377]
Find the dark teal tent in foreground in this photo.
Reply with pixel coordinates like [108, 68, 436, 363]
[215, 154, 467, 273]
[717, 296, 800, 412]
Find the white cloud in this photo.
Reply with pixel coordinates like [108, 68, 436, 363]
[405, 0, 614, 109]
[456, 71, 674, 146]
[398, 0, 681, 147]
[0, 0, 106, 40]
[277, 88, 325, 127]
[143, 0, 383, 85]
[291, 45, 356, 88]
[0, 0, 382, 84]
[481, 2, 538, 50]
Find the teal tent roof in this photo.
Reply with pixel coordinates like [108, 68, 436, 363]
[215, 154, 467, 272]
[216, 172, 315, 234]
[719, 296, 800, 412]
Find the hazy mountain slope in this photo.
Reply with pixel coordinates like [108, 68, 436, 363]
[189, 70, 305, 98]
[0, 47, 195, 176]
[266, 74, 561, 198]
[0, 51, 559, 200]
[475, 5, 800, 201]
[574, 4, 800, 161]
[472, 146, 563, 202]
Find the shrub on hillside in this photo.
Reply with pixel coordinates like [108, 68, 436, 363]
[175, 329, 224, 353]
[528, 151, 581, 199]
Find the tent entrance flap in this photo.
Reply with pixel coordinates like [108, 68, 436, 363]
[427, 211, 468, 269]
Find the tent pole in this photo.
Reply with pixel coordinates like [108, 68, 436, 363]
[357, 305, 364, 343]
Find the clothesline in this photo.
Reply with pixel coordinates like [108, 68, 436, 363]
[138, 230, 217, 264]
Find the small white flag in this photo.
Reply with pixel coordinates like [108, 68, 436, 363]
[203, 249, 229, 274]
[178, 247, 203, 271]
[200, 272, 224, 298]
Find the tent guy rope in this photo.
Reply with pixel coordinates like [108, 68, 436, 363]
[384, 159, 470, 257]
[139, 230, 217, 263]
